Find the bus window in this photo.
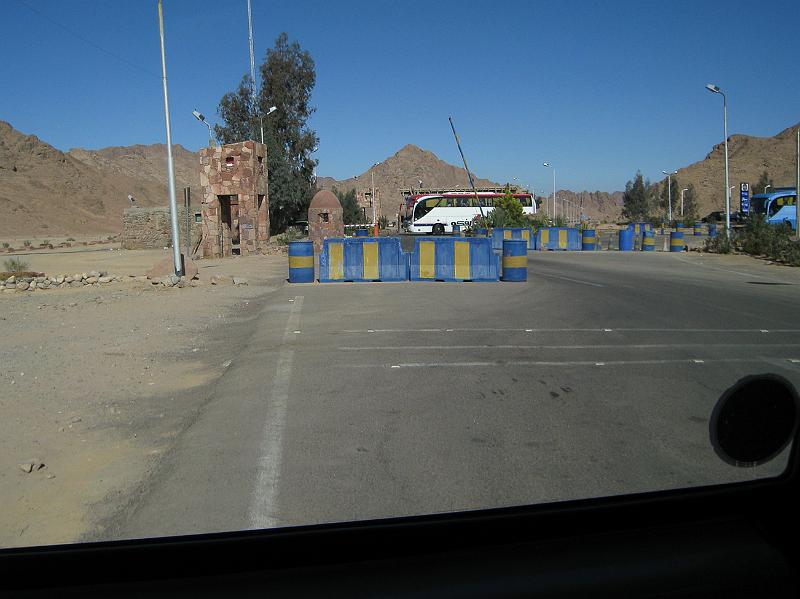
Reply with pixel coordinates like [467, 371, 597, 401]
[518, 196, 532, 207]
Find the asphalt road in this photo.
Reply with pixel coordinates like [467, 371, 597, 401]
[100, 250, 800, 541]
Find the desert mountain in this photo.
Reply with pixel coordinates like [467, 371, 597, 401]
[0, 120, 197, 237]
[320, 144, 625, 221]
[317, 144, 501, 217]
[666, 122, 800, 216]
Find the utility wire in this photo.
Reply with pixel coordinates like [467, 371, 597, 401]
[16, 0, 157, 77]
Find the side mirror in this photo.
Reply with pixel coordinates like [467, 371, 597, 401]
[710, 374, 799, 467]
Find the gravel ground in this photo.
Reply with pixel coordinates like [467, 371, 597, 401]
[0, 251, 288, 548]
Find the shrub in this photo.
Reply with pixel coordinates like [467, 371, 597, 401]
[378, 215, 389, 230]
[23, 240, 31, 247]
[42, 239, 50, 245]
[1, 242, 8, 248]
[553, 215, 568, 227]
[703, 233, 732, 254]
[4, 257, 30, 272]
[66, 237, 75, 241]
[275, 226, 305, 245]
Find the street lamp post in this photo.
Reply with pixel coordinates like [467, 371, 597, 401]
[192, 110, 215, 146]
[662, 170, 677, 222]
[706, 83, 731, 235]
[764, 184, 772, 193]
[681, 188, 688, 217]
[371, 163, 379, 236]
[157, 0, 182, 277]
[543, 162, 555, 220]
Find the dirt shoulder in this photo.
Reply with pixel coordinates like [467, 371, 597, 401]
[0, 251, 288, 548]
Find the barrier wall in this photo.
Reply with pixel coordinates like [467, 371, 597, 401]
[618, 228, 634, 251]
[492, 228, 535, 251]
[670, 231, 685, 252]
[641, 230, 655, 251]
[709, 224, 718, 237]
[694, 223, 704, 236]
[628, 222, 651, 235]
[288, 240, 314, 283]
[319, 237, 407, 282]
[581, 229, 597, 251]
[409, 237, 499, 282]
[501, 239, 527, 282]
[536, 227, 581, 251]
[354, 229, 369, 237]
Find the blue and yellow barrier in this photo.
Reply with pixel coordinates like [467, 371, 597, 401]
[641, 230, 655, 251]
[501, 239, 527, 282]
[708, 223, 718, 237]
[670, 231, 685, 252]
[618, 228, 634, 251]
[581, 229, 597, 251]
[288, 240, 314, 283]
[319, 238, 407, 282]
[536, 227, 581, 251]
[627, 222, 651, 235]
[409, 237, 498, 282]
[452, 224, 462, 236]
[354, 228, 369, 237]
[472, 227, 489, 236]
[492, 228, 535, 251]
[694, 223, 704, 236]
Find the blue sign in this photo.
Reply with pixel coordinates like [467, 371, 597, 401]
[740, 182, 750, 215]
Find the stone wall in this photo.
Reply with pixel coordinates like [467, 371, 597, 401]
[199, 141, 268, 258]
[123, 206, 202, 250]
[356, 187, 381, 223]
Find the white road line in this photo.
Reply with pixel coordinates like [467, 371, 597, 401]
[339, 327, 800, 334]
[528, 271, 605, 287]
[337, 343, 800, 351]
[348, 357, 788, 369]
[249, 295, 303, 529]
[670, 253, 793, 282]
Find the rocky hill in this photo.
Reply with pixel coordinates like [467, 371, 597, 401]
[667, 123, 800, 216]
[0, 120, 197, 238]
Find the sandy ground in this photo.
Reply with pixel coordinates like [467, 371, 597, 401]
[0, 249, 289, 548]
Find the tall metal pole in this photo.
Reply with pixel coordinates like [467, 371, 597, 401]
[667, 174, 672, 222]
[184, 187, 190, 260]
[448, 116, 485, 223]
[157, 0, 182, 276]
[371, 169, 377, 236]
[722, 91, 731, 236]
[553, 169, 556, 219]
[795, 128, 799, 236]
[247, 0, 264, 144]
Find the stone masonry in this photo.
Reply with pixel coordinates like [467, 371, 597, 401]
[308, 189, 344, 253]
[123, 206, 202, 250]
[199, 141, 268, 258]
[356, 187, 381, 223]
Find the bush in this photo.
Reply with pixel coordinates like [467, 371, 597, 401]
[378, 215, 389, 230]
[552, 215, 568, 227]
[526, 213, 549, 229]
[274, 226, 305, 245]
[66, 237, 75, 241]
[4, 257, 30, 272]
[703, 233, 732, 254]
[23, 240, 31, 247]
[1, 242, 8, 248]
[42, 239, 50, 245]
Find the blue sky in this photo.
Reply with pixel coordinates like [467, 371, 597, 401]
[1, 0, 798, 191]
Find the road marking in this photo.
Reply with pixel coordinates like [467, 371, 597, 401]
[338, 343, 800, 351]
[530, 271, 605, 287]
[368, 357, 787, 369]
[339, 327, 800, 334]
[249, 295, 303, 529]
[670, 254, 786, 281]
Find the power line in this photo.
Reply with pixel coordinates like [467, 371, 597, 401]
[16, 0, 157, 77]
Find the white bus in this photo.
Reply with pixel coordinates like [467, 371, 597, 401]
[400, 191, 536, 234]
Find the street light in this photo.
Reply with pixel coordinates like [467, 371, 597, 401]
[765, 184, 772, 193]
[543, 162, 555, 219]
[706, 83, 731, 235]
[371, 163, 379, 236]
[662, 170, 677, 222]
[192, 110, 215, 146]
[680, 188, 688, 217]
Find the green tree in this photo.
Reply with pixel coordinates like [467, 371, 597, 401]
[622, 171, 650, 221]
[492, 188, 528, 227]
[333, 187, 365, 225]
[753, 170, 774, 195]
[215, 33, 318, 234]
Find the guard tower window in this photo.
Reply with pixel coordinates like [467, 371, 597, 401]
[319, 212, 329, 223]
[225, 156, 235, 167]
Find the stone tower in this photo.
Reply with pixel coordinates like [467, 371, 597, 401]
[198, 141, 268, 258]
